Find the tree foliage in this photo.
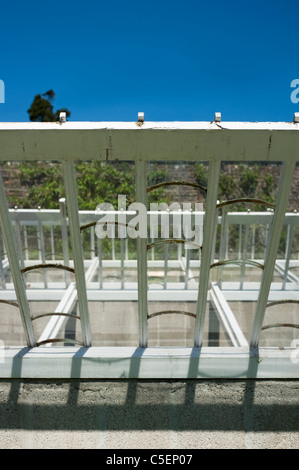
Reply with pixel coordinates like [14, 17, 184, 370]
[27, 90, 71, 122]
[76, 162, 135, 210]
[195, 162, 276, 210]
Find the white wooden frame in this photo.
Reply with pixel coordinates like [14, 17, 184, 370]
[0, 120, 298, 378]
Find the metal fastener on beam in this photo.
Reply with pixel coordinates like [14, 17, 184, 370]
[59, 112, 67, 123]
[138, 112, 145, 123]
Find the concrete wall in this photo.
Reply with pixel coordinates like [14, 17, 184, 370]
[0, 379, 298, 449]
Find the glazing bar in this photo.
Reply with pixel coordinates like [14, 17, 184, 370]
[240, 223, 249, 290]
[135, 160, 148, 347]
[217, 206, 228, 289]
[15, 219, 24, 270]
[194, 160, 221, 347]
[97, 237, 103, 289]
[0, 173, 36, 347]
[121, 237, 125, 290]
[50, 226, 55, 261]
[0, 249, 6, 289]
[59, 198, 70, 287]
[62, 161, 91, 347]
[38, 220, 48, 289]
[164, 244, 168, 290]
[23, 225, 29, 260]
[282, 223, 294, 290]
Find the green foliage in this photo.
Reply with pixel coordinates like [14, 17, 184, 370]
[76, 162, 135, 210]
[10, 162, 64, 209]
[239, 164, 259, 196]
[219, 173, 238, 200]
[184, 162, 276, 210]
[10, 161, 137, 210]
[195, 162, 278, 256]
[8, 162, 172, 210]
[260, 172, 274, 202]
[148, 168, 170, 187]
[147, 167, 170, 204]
[194, 163, 208, 188]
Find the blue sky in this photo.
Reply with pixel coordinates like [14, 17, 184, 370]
[0, 0, 298, 122]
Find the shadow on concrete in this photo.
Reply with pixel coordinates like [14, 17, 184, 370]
[1, 380, 299, 432]
[0, 346, 299, 433]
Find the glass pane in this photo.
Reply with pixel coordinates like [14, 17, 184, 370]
[212, 161, 283, 344]
[260, 164, 299, 347]
[89, 301, 139, 347]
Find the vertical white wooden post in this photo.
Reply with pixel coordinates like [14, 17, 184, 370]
[283, 223, 294, 290]
[97, 237, 103, 289]
[135, 160, 148, 348]
[59, 198, 70, 287]
[23, 225, 29, 260]
[15, 217, 24, 270]
[250, 160, 296, 348]
[121, 237, 125, 290]
[38, 220, 48, 288]
[251, 226, 256, 260]
[217, 206, 228, 289]
[194, 160, 221, 348]
[62, 161, 91, 347]
[0, 174, 36, 347]
[240, 223, 249, 290]
[90, 226, 95, 259]
[50, 226, 55, 261]
[164, 244, 169, 290]
[0, 250, 6, 289]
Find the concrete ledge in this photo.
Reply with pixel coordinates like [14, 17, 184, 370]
[1, 346, 299, 379]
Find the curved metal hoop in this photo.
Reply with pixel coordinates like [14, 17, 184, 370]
[266, 300, 299, 309]
[21, 263, 75, 274]
[36, 338, 84, 346]
[0, 299, 19, 308]
[148, 310, 196, 319]
[80, 220, 135, 232]
[210, 259, 264, 270]
[31, 312, 81, 321]
[147, 180, 207, 193]
[217, 198, 275, 209]
[261, 323, 299, 331]
[147, 239, 202, 250]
